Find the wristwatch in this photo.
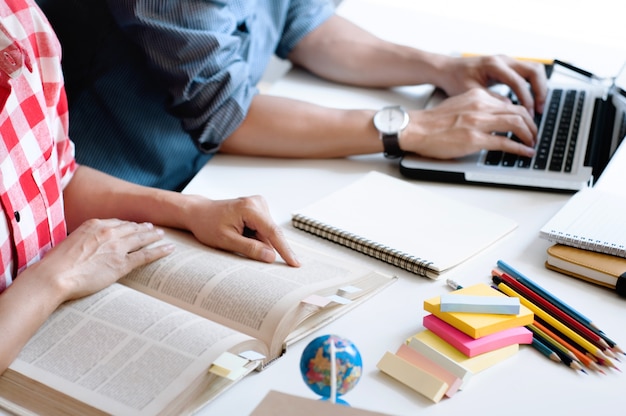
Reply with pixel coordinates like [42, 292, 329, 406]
[373, 105, 409, 159]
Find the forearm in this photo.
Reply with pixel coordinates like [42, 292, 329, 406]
[63, 166, 202, 233]
[289, 15, 451, 88]
[220, 94, 382, 158]
[0, 265, 65, 373]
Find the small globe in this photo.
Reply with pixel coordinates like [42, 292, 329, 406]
[300, 334, 362, 400]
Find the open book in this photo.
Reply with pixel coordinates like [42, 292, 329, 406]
[0, 229, 396, 416]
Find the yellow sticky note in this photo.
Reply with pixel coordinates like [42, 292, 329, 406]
[423, 283, 533, 338]
[209, 352, 249, 381]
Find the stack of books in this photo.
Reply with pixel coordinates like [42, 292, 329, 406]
[539, 187, 626, 297]
[376, 283, 534, 403]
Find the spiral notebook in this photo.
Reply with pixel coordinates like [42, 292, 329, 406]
[291, 171, 518, 279]
[539, 187, 626, 257]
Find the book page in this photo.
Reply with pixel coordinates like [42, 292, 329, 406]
[120, 229, 395, 360]
[2, 283, 260, 416]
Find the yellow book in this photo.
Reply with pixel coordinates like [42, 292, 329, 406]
[423, 283, 533, 338]
[407, 330, 519, 374]
[546, 244, 626, 296]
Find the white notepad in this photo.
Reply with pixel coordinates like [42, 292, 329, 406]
[540, 187, 626, 257]
[291, 171, 517, 279]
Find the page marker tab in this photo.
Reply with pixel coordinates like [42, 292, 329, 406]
[302, 294, 332, 307]
[439, 294, 520, 315]
[327, 295, 352, 305]
[209, 352, 249, 380]
[337, 285, 362, 298]
[239, 350, 266, 361]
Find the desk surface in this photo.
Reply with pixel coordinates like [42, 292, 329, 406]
[183, 1, 626, 414]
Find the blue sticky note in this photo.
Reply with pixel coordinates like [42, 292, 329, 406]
[439, 294, 520, 315]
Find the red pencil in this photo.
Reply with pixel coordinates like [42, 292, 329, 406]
[493, 272, 611, 352]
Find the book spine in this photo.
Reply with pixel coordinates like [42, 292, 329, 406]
[292, 214, 437, 278]
[540, 230, 626, 258]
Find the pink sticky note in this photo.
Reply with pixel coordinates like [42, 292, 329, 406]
[423, 314, 533, 357]
[395, 344, 462, 397]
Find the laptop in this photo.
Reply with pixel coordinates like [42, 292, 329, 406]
[399, 61, 626, 192]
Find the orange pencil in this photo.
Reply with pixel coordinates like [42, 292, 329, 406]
[534, 320, 605, 374]
[493, 280, 618, 370]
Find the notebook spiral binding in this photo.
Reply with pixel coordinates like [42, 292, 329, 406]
[546, 230, 626, 258]
[292, 214, 437, 278]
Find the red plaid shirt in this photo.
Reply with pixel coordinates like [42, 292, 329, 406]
[0, 0, 76, 293]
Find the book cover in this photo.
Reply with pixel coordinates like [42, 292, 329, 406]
[292, 171, 517, 279]
[422, 314, 533, 357]
[250, 390, 392, 416]
[423, 283, 534, 338]
[545, 244, 626, 296]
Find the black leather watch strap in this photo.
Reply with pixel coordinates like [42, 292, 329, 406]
[382, 133, 404, 159]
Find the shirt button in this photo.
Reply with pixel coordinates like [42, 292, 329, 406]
[3, 51, 16, 66]
[14, 211, 20, 222]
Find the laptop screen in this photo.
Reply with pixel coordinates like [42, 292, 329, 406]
[610, 63, 626, 155]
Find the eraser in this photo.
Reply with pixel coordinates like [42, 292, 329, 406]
[439, 293, 520, 315]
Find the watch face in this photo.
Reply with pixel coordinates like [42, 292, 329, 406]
[373, 106, 409, 134]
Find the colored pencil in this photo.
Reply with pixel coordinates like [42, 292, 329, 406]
[460, 52, 554, 65]
[531, 336, 562, 363]
[528, 323, 578, 362]
[493, 273, 611, 352]
[533, 320, 605, 374]
[493, 280, 615, 366]
[530, 330, 585, 373]
[494, 261, 623, 355]
[495, 261, 597, 328]
[535, 316, 613, 369]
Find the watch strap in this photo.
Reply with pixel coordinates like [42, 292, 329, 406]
[382, 133, 404, 159]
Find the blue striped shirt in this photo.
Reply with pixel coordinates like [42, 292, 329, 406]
[37, 0, 335, 190]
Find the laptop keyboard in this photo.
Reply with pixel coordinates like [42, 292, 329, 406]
[484, 88, 585, 172]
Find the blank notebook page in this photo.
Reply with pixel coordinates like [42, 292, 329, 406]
[291, 171, 517, 276]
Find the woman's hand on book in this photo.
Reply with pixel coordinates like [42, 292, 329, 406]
[32, 219, 175, 302]
[185, 195, 301, 267]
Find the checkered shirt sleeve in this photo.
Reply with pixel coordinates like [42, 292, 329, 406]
[0, 0, 77, 292]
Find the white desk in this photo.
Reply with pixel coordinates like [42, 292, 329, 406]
[184, 1, 626, 414]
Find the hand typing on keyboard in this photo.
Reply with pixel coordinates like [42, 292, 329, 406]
[485, 87, 584, 172]
[405, 87, 538, 159]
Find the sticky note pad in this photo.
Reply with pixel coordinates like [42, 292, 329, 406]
[403, 336, 473, 389]
[395, 344, 462, 397]
[423, 314, 533, 357]
[408, 330, 519, 374]
[439, 293, 520, 315]
[377, 351, 449, 403]
[423, 283, 534, 338]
